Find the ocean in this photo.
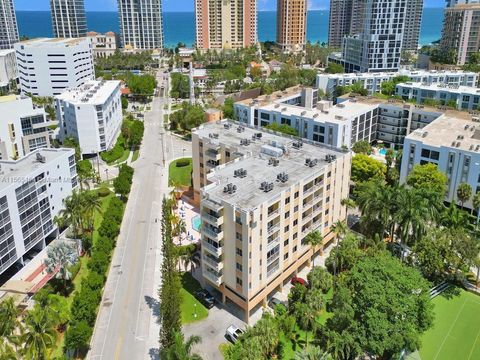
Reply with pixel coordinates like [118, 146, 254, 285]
[16, 8, 444, 48]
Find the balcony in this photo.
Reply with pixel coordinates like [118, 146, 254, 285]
[267, 235, 280, 251]
[206, 160, 219, 168]
[203, 225, 223, 239]
[203, 254, 223, 271]
[202, 240, 223, 256]
[203, 267, 223, 286]
[203, 199, 223, 212]
[267, 208, 280, 219]
[203, 212, 223, 226]
[205, 149, 221, 160]
[267, 224, 280, 235]
[303, 186, 315, 196]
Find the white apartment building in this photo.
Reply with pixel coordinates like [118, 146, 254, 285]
[14, 38, 94, 97]
[193, 120, 351, 320]
[0, 95, 52, 160]
[87, 31, 119, 58]
[50, 0, 87, 38]
[0, 148, 77, 274]
[316, 70, 479, 96]
[400, 114, 480, 211]
[396, 82, 480, 111]
[0, 49, 17, 92]
[56, 80, 123, 156]
[118, 0, 164, 50]
[234, 87, 378, 149]
[0, 0, 19, 50]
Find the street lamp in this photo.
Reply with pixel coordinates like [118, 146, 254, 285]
[182, 148, 186, 158]
[105, 168, 109, 181]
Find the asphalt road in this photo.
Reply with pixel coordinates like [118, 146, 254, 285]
[88, 71, 192, 360]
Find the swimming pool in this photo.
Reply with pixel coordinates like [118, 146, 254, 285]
[379, 148, 387, 156]
[192, 215, 202, 232]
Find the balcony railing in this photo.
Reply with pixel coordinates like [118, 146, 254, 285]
[203, 268, 223, 285]
[267, 224, 280, 235]
[203, 212, 222, 226]
[267, 208, 280, 218]
[203, 255, 223, 271]
[203, 226, 223, 239]
[202, 241, 222, 256]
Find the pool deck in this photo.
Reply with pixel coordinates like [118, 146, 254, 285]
[174, 198, 201, 246]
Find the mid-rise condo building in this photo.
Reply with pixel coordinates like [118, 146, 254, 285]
[0, 0, 19, 50]
[87, 31, 119, 58]
[0, 95, 51, 160]
[396, 82, 480, 111]
[50, 0, 87, 38]
[192, 121, 351, 321]
[14, 38, 94, 97]
[316, 70, 479, 96]
[400, 113, 480, 211]
[0, 148, 77, 275]
[56, 80, 123, 156]
[276, 0, 307, 53]
[118, 0, 164, 50]
[195, 0, 257, 50]
[440, 3, 480, 65]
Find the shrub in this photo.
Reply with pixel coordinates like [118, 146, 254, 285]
[64, 320, 93, 356]
[175, 159, 191, 167]
[100, 135, 126, 163]
[97, 187, 111, 197]
[68, 261, 82, 281]
[82, 272, 105, 291]
[95, 235, 115, 255]
[98, 217, 120, 238]
[87, 251, 110, 276]
[71, 288, 101, 325]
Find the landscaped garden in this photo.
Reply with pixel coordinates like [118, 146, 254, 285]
[180, 272, 208, 324]
[417, 288, 480, 360]
[169, 158, 192, 187]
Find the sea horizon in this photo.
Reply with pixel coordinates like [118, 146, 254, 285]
[16, 9, 444, 48]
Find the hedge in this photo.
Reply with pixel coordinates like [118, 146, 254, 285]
[176, 159, 191, 167]
[100, 135, 126, 163]
[97, 187, 111, 197]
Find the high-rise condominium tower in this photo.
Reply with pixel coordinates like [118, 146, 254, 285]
[441, 3, 480, 65]
[50, 0, 87, 38]
[0, 0, 19, 49]
[195, 0, 257, 50]
[118, 0, 164, 50]
[328, 0, 422, 52]
[276, 0, 307, 53]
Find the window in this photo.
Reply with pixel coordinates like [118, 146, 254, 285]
[421, 148, 430, 158]
[284, 253, 289, 260]
[284, 225, 289, 232]
[236, 248, 242, 256]
[225, 151, 230, 157]
[236, 277, 243, 286]
[294, 205, 299, 212]
[293, 219, 298, 226]
[236, 263, 243, 271]
[285, 211, 290, 219]
[294, 191, 299, 199]
[284, 239, 289, 246]
[293, 245, 297, 252]
[285, 197, 290, 204]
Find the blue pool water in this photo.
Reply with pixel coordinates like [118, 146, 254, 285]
[192, 215, 201, 232]
[379, 148, 387, 156]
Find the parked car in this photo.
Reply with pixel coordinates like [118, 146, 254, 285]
[268, 297, 284, 309]
[225, 325, 244, 343]
[195, 289, 215, 309]
[291, 276, 308, 287]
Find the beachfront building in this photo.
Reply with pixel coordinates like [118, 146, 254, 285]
[14, 38, 94, 97]
[276, 0, 307, 53]
[193, 120, 351, 321]
[0, 0, 19, 50]
[50, 0, 87, 38]
[234, 86, 379, 150]
[440, 3, 480, 65]
[0, 95, 52, 160]
[400, 113, 480, 211]
[87, 31, 119, 58]
[396, 82, 480, 111]
[194, 0, 258, 50]
[118, 0, 164, 50]
[56, 80, 122, 156]
[0, 148, 77, 275]
[328, 0, 365, 48]
[316, 70, 479, 96]
[0, 49, 17, 93]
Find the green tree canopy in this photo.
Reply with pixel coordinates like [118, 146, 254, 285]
[351, 154, 386, 183]
[325, 63, 344, 74]
[406, 163, 447, 199]
[264, 122, 298, 136]
[351, 140, 372, 155]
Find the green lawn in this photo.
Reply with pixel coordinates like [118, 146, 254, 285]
[114, 149, 131, 165]
[169, 158, 193, 187]
[418, 289, 480, 360]
[180, 272, 208, 324]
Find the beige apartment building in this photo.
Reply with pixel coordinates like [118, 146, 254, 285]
[194, 0, 257, 50]
[441, 3, 480, 65]
[87, 31, 118, 58]
[192, 120, 351, 321]
[276, 0, 307, 53]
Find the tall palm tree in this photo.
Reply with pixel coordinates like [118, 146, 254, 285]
[340, 198, 356, 226]
[294, 346, 328, 360]
[0, 297, 19, 338]
[457, 183, 473, 210]
[473, 192, 480, 228]
[81, 191, 103, 250]
[441, 202, 469, 230]
[304, 230, 323, 266]
[163, 331, 203, 360]
[0, 337, 17, 360]
[58, 190, 85, 244]
[43, 241, 78, 296]
[21, 308, 56, 360]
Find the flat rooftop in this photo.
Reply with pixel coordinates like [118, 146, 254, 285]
[17, 37, 89, 47]
[0, 49, 15, 56]
[398, 82, 480, 94]
[0, 149, 74, 192]
[319, 69, 477, 79]
[55, 80, 120, 105]
[197, 120, 346, 210]
[236, 86, 304, 106]
[408, 115, 480, 152]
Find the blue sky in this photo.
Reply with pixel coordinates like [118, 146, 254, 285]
[14, 0, 445, 12]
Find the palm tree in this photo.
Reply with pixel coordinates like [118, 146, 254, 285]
[340, 198, 355, 227]
[0, 337, 17, 360]
[473, 192, 480, 228]
[0, 297, 19, 338]
[58, 190, 85, 246]
[331, 220, 348, 279]
[21, 307, 56, 360]
[441, 202, 469, 230]
[457, 183, 473, 210]
[43, 241, 78, 296]
[294, 346, 328, 360]
[162, 331, 203, 360]
[81, 191, 103, 250]
[303, 230, 323, 266]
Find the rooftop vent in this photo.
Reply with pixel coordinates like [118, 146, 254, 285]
[301, 111, 307, 116]
[35, 153, 46, 163]
[237, 126, 245, 133]
[277, 172, 289, 183]
[476, 145, 480, 151]
[422, 131, 429, 138]
[456, 142, 461, 148]
[292, 141, 303, 149]
[324, 154, 336, 163]
[337, 103, 345, 108]
[224, 123, 232, 129]
[306, 158, 319, 167]
[260, 181, 274, 192]
[234, 168, 247, 178]
[465, 124, 470, 130]
[457, 135, 464, 140]
[223, 183, 237, 194]
[268, 158, 280, 167]
[209, 133, 219, 139]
